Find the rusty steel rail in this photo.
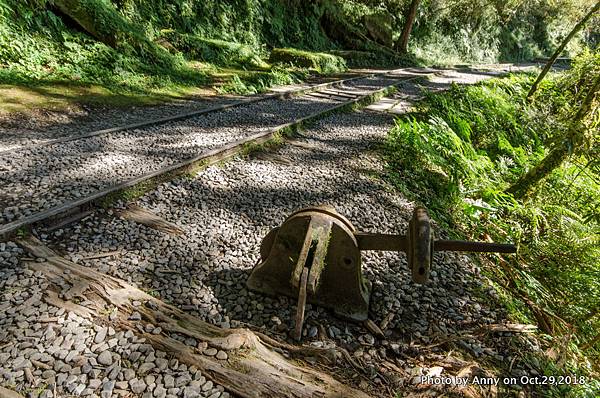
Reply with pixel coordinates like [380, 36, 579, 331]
[0, 72, 422, 240]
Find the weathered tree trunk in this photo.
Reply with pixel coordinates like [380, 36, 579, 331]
[17, 236, 370, 398]
[527, 1, 600, 99]
[320, 9, 400, 58]
[52, 0, 124, 47]
[397, 0, 421, 53]
[116, 205, 184, 235]
[507, 143, 571, 199]
[0, 386, 26, 398]
[509, 74, 600, 198]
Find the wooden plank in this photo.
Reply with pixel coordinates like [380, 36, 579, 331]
[319, 89, 358, 99]
[116, 205, 184, 235]
[81, 250, 122, 260]
[0, 386, 26, 398]
[251, 152, 294, 165]
[305, 92, 340, 100]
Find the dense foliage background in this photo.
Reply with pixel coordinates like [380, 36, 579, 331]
[0, 0, 598, 95]
[384, 51, 600, 396]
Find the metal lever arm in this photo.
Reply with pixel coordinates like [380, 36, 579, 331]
[355, 233, 516, 254]
[434, 240, 516, 253]
[355, 233, 408, 251]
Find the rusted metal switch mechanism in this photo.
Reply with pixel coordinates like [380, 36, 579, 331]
[247, 205, 516, 340]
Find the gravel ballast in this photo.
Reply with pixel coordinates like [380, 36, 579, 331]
[0, 73, 365, 153]
[0, 242, 229, 398]
[0, 75, 405, 227]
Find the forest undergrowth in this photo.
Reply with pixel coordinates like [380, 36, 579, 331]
[0, 0, 595, 113]
[0, 0, 350, 112]
[384, 51, 600, 397]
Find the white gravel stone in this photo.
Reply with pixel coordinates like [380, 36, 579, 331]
[97, 351, 112, 366]
[94, 327, 107, 344]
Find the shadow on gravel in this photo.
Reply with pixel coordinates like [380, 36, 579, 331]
[175, 153, 507, 361]
[0, 95, 351, 218]
[204, 266, 295, 332]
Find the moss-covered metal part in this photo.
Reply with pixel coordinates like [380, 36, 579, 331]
[247, 205, 370, 327]
[247, 205, 517, 338]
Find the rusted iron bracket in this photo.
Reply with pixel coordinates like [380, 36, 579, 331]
[247, 205, 516, 339]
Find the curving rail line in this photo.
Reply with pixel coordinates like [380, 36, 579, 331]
[0, 69, 428, 239]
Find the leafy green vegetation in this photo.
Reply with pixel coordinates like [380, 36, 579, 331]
[383, 51, 600, 395]
[214, 67, 309, 95]
[1, 0, 597, 114]
[403, 0, 596, 64]
[0, 0, 347, 110]
[161, 31, 269, 69]
[0, 0, 207, 103]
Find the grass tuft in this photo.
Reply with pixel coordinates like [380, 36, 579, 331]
[269, 48, 347, 74]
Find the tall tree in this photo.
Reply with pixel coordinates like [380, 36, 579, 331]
[397, 0, 421, 53]
[527, 0, 600, 99]
[509, 74, 600, 198]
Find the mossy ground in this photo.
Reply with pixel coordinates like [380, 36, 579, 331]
[0, 62, 332, 117]
[0, 82, 213, 115]
[0, 0, 349, 117]
[269, 48, 347, 74]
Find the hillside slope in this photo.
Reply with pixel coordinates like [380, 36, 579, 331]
[0, 0, 596, 108]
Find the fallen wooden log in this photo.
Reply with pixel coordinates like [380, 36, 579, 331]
[0, 386, 26, 398]
[18, 236, 370, 398]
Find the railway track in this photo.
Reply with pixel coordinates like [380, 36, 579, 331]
[0, 69, 429, 239]
[0, 73, 382, 156]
